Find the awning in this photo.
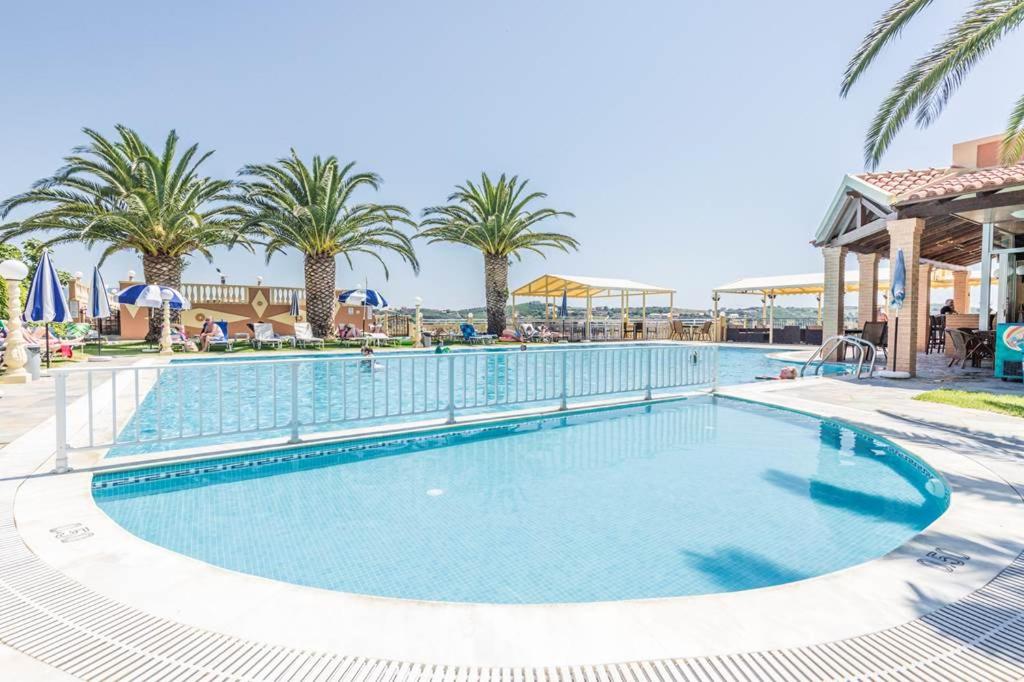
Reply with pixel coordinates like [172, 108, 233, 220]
[512, 274, 675, 299]
[714, 268, 991, 296]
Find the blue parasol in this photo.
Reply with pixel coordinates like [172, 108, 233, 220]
[289, 290, 301, 318]
[24, 249, 73, 369]
[338, 288, 388, 308]
[115, 284, 191, 310]
[888, 249, 906, 372]
[88, 267, 112, 354]
[890, 249, 906, 311]
[89, 267, 111, 319]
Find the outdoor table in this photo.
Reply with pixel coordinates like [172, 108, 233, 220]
[969, 329, 996, 367]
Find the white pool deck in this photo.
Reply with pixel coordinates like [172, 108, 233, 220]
[1, 346, 1023, 680]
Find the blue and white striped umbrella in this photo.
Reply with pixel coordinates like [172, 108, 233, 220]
[289, 290, 301, 317]
[24, 248, 73, 324]
[115, 284, 191, 310]
[338, 288, 388, 309]
[89, 267, 112, 319]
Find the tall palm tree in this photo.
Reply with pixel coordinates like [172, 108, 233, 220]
[419, 173, 577, 335]
[232, 151, 419, 338]
[0, 125, 248, 340]
[841, 1, 1024, 168]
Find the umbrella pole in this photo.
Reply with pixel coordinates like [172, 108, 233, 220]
[45, 322, 51, 369]
[891, 318, 899, 372]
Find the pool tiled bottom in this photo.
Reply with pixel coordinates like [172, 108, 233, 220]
[94, 397, 947, 603]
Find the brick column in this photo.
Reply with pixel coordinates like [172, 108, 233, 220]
[952, 270, 970, 313]
[856, 253, 879, 327]
[822, 246, 847, 357]
[916, 263, 932, 352]
[886, 218, 924, 374]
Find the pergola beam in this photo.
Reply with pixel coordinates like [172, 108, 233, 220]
[896, 188, 1024, 219]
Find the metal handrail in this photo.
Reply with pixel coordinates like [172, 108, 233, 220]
[801, 335, 878, 379]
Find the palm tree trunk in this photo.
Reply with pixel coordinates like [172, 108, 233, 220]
[483, 253, 509, 335]
[142, 253, 183, 344]
[305, 253, 337, 339]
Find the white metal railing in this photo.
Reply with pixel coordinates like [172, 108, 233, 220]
[51, 344, 717, 471]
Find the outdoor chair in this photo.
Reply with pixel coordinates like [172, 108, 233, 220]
[945, 328, 993, 369]
[363, 331, 398, 347]
[204, 321, 234, 352]
[669, 320, 686, 340]
[693, 321, 712, 341]
[518, 323, 542, 342]
[927, 315, 946, 354]
[860, 321, 888, 361]
[253, 322, 288, 350]
[460, 323, 497, 344]
[293, 322, 325, 349]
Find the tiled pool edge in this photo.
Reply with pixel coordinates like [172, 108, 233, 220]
[8, 378, 1024, 670]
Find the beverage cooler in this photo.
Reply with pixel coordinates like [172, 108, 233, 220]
[995, 323, 1024, 380]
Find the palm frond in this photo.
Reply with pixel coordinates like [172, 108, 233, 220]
[841, 0, 936, 96]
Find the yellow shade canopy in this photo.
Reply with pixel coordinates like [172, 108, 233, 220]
[512, 274, 675, 299]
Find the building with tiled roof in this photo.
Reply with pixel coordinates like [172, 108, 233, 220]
[812, 134, 1024, 377]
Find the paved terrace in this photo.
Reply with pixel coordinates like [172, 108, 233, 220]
[0, 349, 1022, 680]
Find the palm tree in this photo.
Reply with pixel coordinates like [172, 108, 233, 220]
[841, 2, 1024, 168]
[232, 151, 419, 338]
[419, 173, 577, 335]
[0, 125, 248, 340]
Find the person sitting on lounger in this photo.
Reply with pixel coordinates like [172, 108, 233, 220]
[198, 318, 224, 352]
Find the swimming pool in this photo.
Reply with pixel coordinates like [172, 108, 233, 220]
[106, 344, 839, 456]
[95, 397, 947, 603]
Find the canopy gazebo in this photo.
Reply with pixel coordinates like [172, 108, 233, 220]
[511, 274, 676, 339]
[713, 267, 991, 343]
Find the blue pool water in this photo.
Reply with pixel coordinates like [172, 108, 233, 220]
[95, 397, 947, 603]
[109, 344, 842, 456]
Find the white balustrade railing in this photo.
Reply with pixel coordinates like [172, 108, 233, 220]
[51, 344, 717, 471]
[269, 286, 306, 305]
[179, 283, 251, 304]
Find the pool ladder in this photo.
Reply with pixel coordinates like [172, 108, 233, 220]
[801, 335, 880, 379]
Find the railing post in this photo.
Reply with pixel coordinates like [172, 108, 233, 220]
[54, 372, 70, 473]
[644, 347, 653, 400]
[288, 362, 300, 443]
[712, 345, 719, 391]
[446, 354, 456, 424]
[559, 350, 568, 411]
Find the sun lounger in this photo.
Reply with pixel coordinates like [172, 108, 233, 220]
[461, 323, 497, 344]
[253, 322, 289, 349]
[204, 321, 234, 352]
[293, 322, 325, 349]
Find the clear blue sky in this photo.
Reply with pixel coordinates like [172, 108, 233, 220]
[2, 1, 1021, 310]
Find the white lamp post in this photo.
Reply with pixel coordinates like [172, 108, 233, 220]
[158, 289, 174, 356]
[127, 269, 136, 282]
[413, 296, 423, 348]
[0, 259, 31, 384]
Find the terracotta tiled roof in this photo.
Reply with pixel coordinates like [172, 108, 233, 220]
[854, 168, 956, 196]
[898, 162, 1024, 202]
